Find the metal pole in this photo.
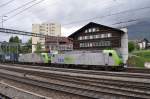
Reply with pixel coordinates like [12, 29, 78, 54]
[1, 16, 7, 28]
[1, 16, 3, 28]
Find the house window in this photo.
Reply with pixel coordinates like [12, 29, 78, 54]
[89, 28, 92, 32]
[87, 43, 90, 47]
[99, 34, 102, 38]
[96, 35, 99, 39]
[104, 34, 108, 38]
[98, 42, 101, 46]
[92, 42, 96, 47]
[106, 41, 111, 46]
[101, 34, 105, 38]
[90, 43, 93, 47]
[95, 42, 99, 46]
[80, 43, 84, 47]
[85, 30, 88, 33]
[92, 28, 96, 32]
[78, 36, 82, 40]
[108, 33, 112, 38]
[84, 43, 87, 47]
[93, 35, 96, 39]
[96, 28, 99, 32]
[89, 35, 93, 39]
[85, 36, 88, 40]
[82, 36, 85, 40]
[87, 36, 90, 39]
[80, 41, 111, 48]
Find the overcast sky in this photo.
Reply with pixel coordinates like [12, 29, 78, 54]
[0, 0, 150, 42]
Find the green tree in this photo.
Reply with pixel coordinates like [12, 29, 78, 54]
[135, 43, 140, 51]
[1, 41, 8, 53]
[21, 38, 32, 53]
[128, 41, 135, 53]
[9, 36, 22, 54]
[35, 42, 42, 53]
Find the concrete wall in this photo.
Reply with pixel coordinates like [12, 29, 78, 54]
[119, 28, 128, 66]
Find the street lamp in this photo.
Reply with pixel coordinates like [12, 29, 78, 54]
[1, 15, 7, 28]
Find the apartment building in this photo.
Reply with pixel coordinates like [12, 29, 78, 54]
[32, 23, 61, 52]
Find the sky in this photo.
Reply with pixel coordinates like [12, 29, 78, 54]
[0, 0, 150, 42]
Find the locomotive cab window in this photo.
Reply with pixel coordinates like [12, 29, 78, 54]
[109, 53, 112, 57]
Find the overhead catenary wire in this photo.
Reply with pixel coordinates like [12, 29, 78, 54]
[1, 0, 150, 27]
[2, 0, 39, 16]
[62, 5, 150, 26]
[2, 0, 45, 23]
[0, 0, 149, 30]
[0, 0, 15, 8]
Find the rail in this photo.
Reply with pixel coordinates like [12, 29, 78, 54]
[0, 64, 149, 99]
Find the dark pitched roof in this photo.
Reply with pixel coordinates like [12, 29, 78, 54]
[68, 22, 125, 38]
[142, 38, 149, 42]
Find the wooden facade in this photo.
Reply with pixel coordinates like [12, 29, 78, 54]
[69, 22, 124, 50]
[45, 36, 73, 51]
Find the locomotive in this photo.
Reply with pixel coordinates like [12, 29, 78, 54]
[18, 50, 124, 70]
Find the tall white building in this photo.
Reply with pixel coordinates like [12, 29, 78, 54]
[32, 23, 61, 52]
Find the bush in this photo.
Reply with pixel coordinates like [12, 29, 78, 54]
[128, 41, 135, 53]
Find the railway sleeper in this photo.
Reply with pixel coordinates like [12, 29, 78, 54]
[0, 73, 149, 99]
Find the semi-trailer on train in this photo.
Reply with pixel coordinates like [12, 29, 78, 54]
[0, 49, 124, 70]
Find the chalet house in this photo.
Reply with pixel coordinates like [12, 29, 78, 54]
[68, 22, 125, 50]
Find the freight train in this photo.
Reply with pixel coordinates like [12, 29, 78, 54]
[0, 50, 124, 70]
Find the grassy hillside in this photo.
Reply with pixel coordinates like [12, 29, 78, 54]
[128, 50, 150, 68]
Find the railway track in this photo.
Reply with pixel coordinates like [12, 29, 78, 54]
[1, 62, 150, 74]
[0, 64, 150, 99]
[0, 94, 11, 99]
[2, 63, 150, 79]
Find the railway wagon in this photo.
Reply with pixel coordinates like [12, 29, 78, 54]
[18, 53, 50, 64]
[51, 50, 123, 68]
[0, 53, 18, 62]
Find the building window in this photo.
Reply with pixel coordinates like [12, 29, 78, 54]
[89, 29, 92, 33]
[85, 30, 88, 33]
[106, 41, 111, 46]
[92, 28, 96, 32]
[98, 41, 101, 46]
[79, 41, 111, 48]
[96, 35, 99, 39]
[82, 36, 84, 40]
[90, 43, 93, 47]
[89, 35, 93, 39]
[101, 34, 105, 38]
[96, 42, 99, 46]
[96, 28, 99, 32]
[108, 33, 112, 38]
[78, 37, 80, 40]
[86, 43, 89, 47]
[78, 36, 82, 40]
[80, 43, 83, 47]
[93, 35, 96, 39]
[105, 34, 108, 38]
[92, 42, 96, 47]
[99, 34, 102, 38]
[85, 36, 88, 40]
